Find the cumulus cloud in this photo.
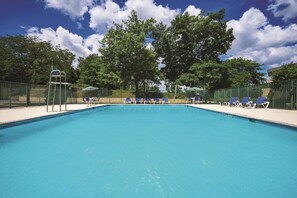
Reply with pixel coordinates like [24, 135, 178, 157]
[27, 26, 104, 66]
[89, 0, 180, 32]
[227, 7, 297, 68]
[84, 34, 104, 54]
[267, 0, 297, 22]
[42, 0, 94, 19]
[183, 5, 201, 16]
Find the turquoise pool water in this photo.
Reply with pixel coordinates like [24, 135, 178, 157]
[0, 105, 297, 198]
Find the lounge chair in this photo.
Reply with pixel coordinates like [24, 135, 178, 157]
[91, 97, 99, 104]
[153, 98, 160, 104]
[144, 98, 151, 104]
[193, 96, 201, 104]
[250, 97, 270, 109]
[124, 98, 132, 104]
[237, 97, 252, 107]
[162, 98, 169, 104]
[222, 97, 238, 106]
[187, 97, 193, 104]
[135, 98, 142, 104]
[83, 97, 91, 106]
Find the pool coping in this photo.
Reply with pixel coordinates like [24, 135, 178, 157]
[187, 104, 297, 130]
[0, 105, 109, 129]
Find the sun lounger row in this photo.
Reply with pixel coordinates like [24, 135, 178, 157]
[221, 96, 269, 108]
[124, 98, 170, 104]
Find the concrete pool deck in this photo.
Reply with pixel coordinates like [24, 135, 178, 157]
[188, 104, 297, 128]
[0, 104, 107, 125]
[0, 104, 296, 128]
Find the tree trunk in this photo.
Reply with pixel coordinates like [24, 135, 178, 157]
[135, 81, 139, 97]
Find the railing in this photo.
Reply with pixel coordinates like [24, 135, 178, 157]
[214, 79, 297, 110]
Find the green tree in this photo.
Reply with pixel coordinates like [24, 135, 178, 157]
[0, 35, 77, 84]
[152, 10, 234, 82]
[100, 10, 160, 94]
[77, 54, 121, 89]
[223, 58, 265, 87]
[177, 61, 230, 91]
[271, 62, 297, 88]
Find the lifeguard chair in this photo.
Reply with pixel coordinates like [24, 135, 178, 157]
[46, 66, 71, 112]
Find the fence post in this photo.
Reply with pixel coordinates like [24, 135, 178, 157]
[291, 80, 294, 110]
[38, 85, 41, 106]
[26, 84, 28, 107]
[9, 82, 12, 108]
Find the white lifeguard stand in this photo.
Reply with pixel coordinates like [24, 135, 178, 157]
[46, 66, 71, 112]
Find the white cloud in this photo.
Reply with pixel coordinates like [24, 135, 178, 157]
[84, 34, 104, 54]
[227, 7, 297, 68]
[89, 0, 180, 33]
[42, 0, 94, 19]
[267, 0, 297, 22]
[27, 26, 104, 66]
[183, 5, 201, 16]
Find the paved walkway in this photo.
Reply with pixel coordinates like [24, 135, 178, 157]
[1, 104, 297, 128]
[0, 104, 106, 125]
[188, 104, 297, 128]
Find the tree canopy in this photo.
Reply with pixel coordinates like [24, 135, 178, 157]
[177, 61, 230, 91]
[223, 58, 265, 87]
[152, 9, 235, 82]
[0, 35, 77, 84]
[77, 54, 121, 89]
[271, 62, 297, 88]
[177, 58, 265, 91]
[99, 10, 160, 94]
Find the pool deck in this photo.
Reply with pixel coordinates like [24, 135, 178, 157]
[0, 104, 107, 125]
[188, 104, 297, 128]
[0, 104, 297, 128]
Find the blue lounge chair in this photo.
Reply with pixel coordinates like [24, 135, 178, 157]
[144, 98, 151, 104]
[153, 98, 160, 104]
[194, 96, 201, 104]
[250, 97, 270, 109]
[83, 97, 91, 106]
[223, 97, 238, 106]
[162, 98, 169, 104]
[237, 97, 252, 107]
[124, 98, 132, 104]
[135, 98, 142, 104]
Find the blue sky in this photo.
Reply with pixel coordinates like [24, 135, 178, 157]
[1, 0, 297, 69]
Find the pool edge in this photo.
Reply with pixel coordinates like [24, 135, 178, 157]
[0, 105, 110, 129]
[187, 105, 297, 130]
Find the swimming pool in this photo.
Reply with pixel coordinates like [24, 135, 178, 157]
[0, 105, 297, 198]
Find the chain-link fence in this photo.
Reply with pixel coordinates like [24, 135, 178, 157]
[0, 81, 113, 108]
[214, 80, 297, 110]
[0, 81, 47, 108]
[3, 80, 296, 109]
